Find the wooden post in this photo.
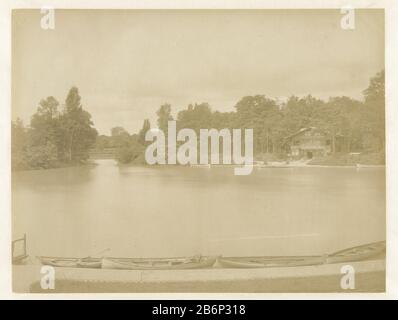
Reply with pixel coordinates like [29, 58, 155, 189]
[12, 234, 28, 263]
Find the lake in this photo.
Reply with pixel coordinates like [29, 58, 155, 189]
[12, 160, 386, 258]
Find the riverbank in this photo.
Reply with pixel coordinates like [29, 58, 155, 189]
[113, 152, 385, 169]
[308, 152, 385, 166]
[13, 258, 385, 293]
[12, 160, 97, 172]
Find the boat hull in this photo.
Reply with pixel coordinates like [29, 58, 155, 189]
[218, 241, 386, 269]
[217, 256, 325, 269]
[38, 256, 102, 268]
[102, 256, 217, 270]
[326, 241, 386, 264]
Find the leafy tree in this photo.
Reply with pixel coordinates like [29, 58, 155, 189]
[281, 95, 324, 134]
[30, 96, 61, 158]
[177, 103, 212, 133]
[95, 134, 114, 150]
[156, 103, 173, 132]
[361, 70, 385, 151]
[111, 126, 129, 137]
[11, 118, 28, 170]
[115, 134, 145, 164]
[363, 70, 385, 103]
[24, 141, 58, 169]
[234, 95, 281, 154]
[61, 87, 98, 161]
[138, 119, 151, 145]
[110, 126, 130, 149]
[318, 96, 362, 153]
[12, 87, 98, 170]
[211, 111, 235, 130]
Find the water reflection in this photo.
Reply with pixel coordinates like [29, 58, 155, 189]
[12, 160, 385, 258]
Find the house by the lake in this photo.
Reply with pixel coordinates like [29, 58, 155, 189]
[282, 127, 335, 159]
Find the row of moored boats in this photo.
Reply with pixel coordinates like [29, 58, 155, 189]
[37, 240, 385, 270]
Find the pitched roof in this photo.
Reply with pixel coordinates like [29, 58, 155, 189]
[283, 127, 316, 140]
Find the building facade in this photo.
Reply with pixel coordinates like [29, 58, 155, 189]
[283, 127, 332, 159]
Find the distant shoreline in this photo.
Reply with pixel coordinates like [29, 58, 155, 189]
[11, 160, 97, 173]
[12, 159, 386, 173]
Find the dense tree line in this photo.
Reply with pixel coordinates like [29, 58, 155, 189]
[13, 71, 383, 170]
[11, 87, 97, 170]
[100, 70, 384, 165]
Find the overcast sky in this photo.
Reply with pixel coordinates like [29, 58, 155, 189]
[12, 9, 384, 135]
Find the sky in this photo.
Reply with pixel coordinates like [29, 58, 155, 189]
[12, 9, 384, 135]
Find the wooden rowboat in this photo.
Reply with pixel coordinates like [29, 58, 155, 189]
[217, 241, 386, 269]
[217, 255, 325, 269]
[326, 241, 386, 264]
[102, 255, 218, 270]
[38, 256, 102, 269]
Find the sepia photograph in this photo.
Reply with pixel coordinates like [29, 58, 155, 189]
[9, 7, 386, 294]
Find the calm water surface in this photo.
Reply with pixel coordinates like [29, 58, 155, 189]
[12, 160, 386, 258]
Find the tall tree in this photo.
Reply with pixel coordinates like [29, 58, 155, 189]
[234, 95, 281, 154]
[156, 103, 173, 132]
[30, 96, 61, 157]
[318, 96, 362, 153]
[361, 70, 385, 151]
[138, 119, 151, 145]
[177, 103, 212, 133]
[61, 87, 98, 161]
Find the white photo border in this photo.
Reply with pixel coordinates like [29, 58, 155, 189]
[0, 0, 396, 300]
